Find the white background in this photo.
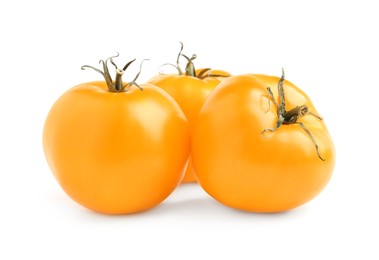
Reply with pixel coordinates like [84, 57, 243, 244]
[1, 0, 378, 259]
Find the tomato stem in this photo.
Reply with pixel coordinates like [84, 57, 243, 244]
[261, 69, 325, 161]
[159, 42, 197, 77]
[159, 42, 231, 80]
[181, 53, 197, 77]
[81, 54, 147, 93]
[114, 69, 124, 92]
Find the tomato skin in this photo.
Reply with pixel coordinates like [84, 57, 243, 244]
[148, 71, 230, 183]
[191, 74, 335, 212]
[43, 81, 190, 214]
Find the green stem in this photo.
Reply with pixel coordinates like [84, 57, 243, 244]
[182, 54, 197, 77]
[261, 69, 325, 161]
[81, 55, 145, 93]
[114, 69, 124, 92]
[160, 42, 231, 79]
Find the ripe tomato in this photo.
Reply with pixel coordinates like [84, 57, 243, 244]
[148, 43, 231, 183]
[191, 72, 335, 212]
[43, 56, 190, 214]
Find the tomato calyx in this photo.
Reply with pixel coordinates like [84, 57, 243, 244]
[160, 42, 229, 79]
[81, 53, 148, 93]
[261, 69, 325, 161]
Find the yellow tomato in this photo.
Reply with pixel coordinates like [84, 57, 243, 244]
[191, 73, 335, 212]
[148, 43, 231, 182]
[43, 56, 190, 214]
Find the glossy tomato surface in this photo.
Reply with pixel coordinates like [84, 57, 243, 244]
[191, 74, 335, 212]
[148, 70, 230, 183]
[43, 82, 190, 214]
